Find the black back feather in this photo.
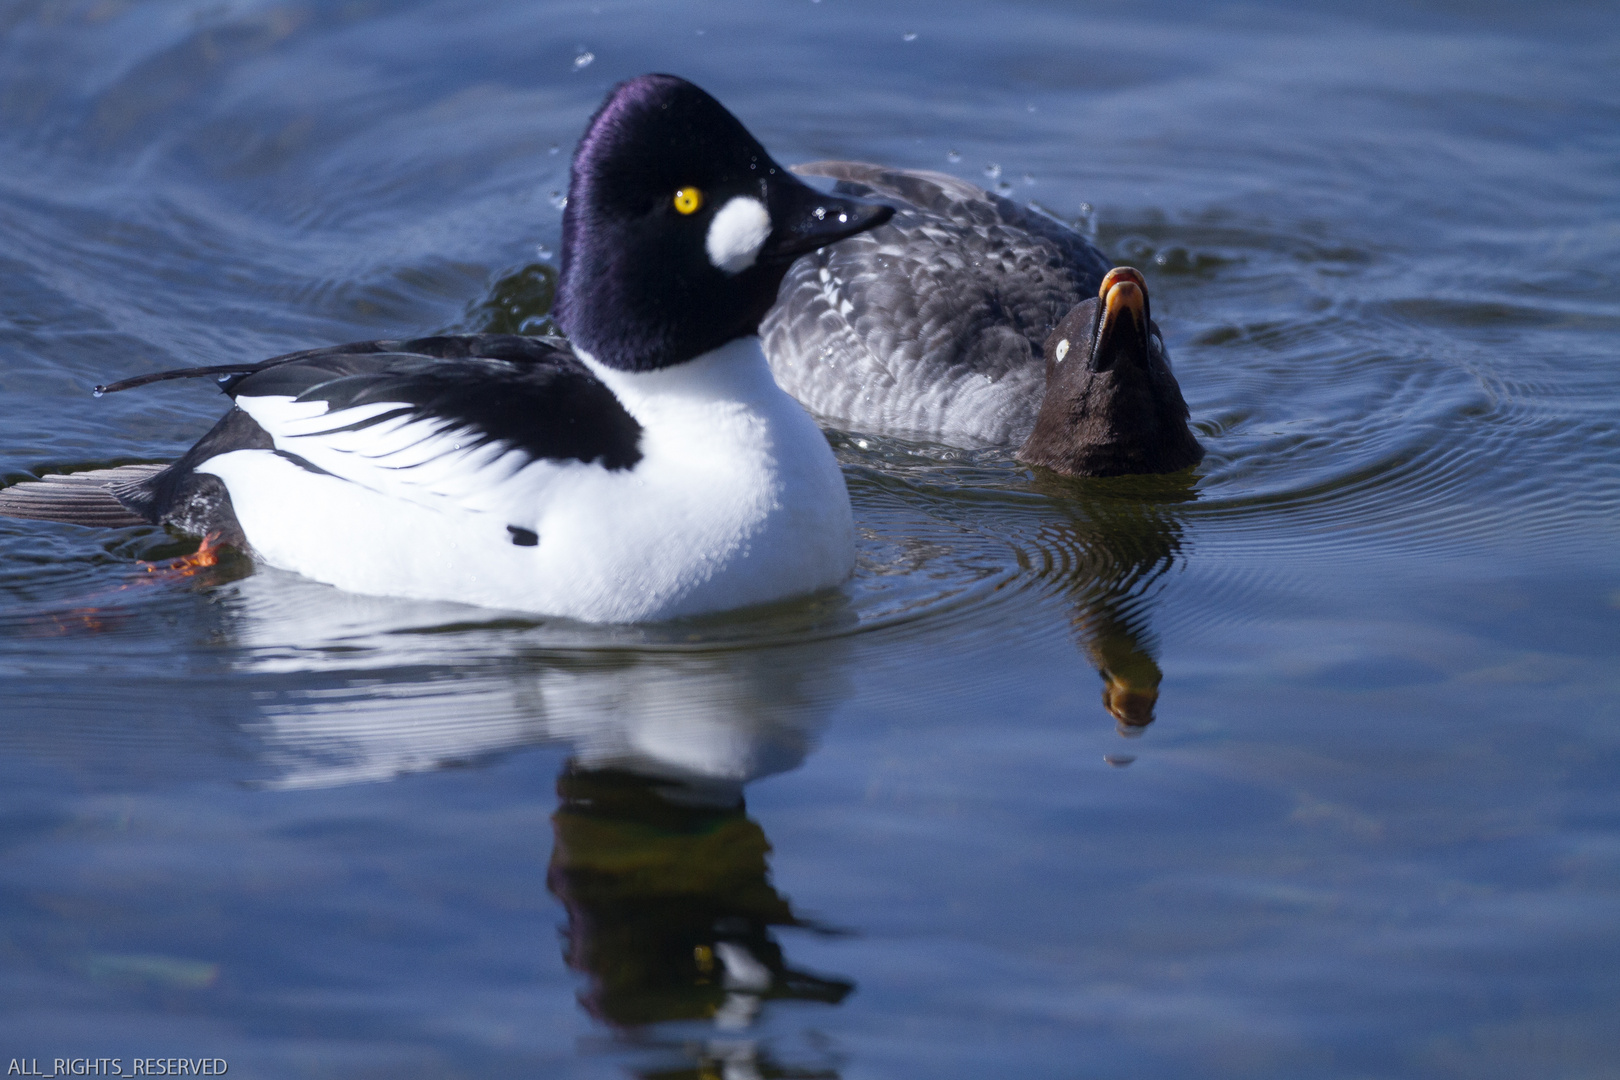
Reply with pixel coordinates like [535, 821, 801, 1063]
[6, 334, 646, 543]
[224, 334, 642, 471]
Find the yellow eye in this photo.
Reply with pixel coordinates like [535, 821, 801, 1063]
[673, 186, 703, 215]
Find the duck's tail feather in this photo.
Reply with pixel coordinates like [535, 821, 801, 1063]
[0, 465, 166, 528]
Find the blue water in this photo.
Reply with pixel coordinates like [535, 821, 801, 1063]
[2, 1, 1618, 1076]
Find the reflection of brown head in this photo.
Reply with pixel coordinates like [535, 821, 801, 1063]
[1085, 616, 1162, 731]
[546, 764, 852, 1028]
[1026, 468, 1197, 735]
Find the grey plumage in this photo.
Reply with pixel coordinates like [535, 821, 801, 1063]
[761, 162, 1111, 444]
[0, 465, 164, 528]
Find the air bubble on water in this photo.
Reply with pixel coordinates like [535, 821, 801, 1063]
[549, 191, 567, 210]
[536, 244, 552, 259]
[946, 149, 961, 163]
[902, 31, 917, 42]
[573, 51, 594, 70]
[984, 163, 1001, 180]
[92, 387, 104, 398]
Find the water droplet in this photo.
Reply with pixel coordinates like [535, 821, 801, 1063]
[1076, 202, 1097, 238]
[946, 149, 961, 163]
[535, 244, 552, 259]
[813, 206, 826, 220]
[92, 387, 105, 398]
[984, 163, 1001, 180]
[902, 31, 917, 42]
[549, 190, 567, 210]
[573, 51, 594, 70]
[838, 212, 847, 223]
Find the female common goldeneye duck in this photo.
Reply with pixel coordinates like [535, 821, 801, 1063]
[1018, 267, 1202, 477]
[0, 75, 893, 623]
[760, 162, 1201, 476]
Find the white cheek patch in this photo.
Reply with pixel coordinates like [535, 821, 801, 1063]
[706, 196, 772, 274]
[1054, 339, 1070, 363]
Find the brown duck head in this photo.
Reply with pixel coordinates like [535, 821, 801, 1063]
[1017, 267, 1203, 477]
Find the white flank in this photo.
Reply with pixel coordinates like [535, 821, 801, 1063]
[199, 337, 854, 623]
[705, 196, 771, 273]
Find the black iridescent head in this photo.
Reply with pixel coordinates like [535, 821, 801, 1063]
[1017, 268, 1203, 477]
[555, 74, 894, 373]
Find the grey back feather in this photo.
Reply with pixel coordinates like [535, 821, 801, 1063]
[761, 162, 1112, 444]
[0, 465, 165, 528]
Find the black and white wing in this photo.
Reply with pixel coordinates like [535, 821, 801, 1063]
[211, 334, 641, 514]
[0, 335, 642, 542]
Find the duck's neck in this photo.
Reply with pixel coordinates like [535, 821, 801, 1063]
[576, 337, 792, 427]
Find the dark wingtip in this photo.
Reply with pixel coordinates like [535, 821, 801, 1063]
[94, 365, 262, 396]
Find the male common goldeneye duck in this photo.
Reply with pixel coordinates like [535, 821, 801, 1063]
[760, 161, 1201, 476]
[0, 75, 893, 623]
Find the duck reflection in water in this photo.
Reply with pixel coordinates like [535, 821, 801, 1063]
[220, 580, 857, 1075]
[549, 764, 851, 1060]
[1024, 470, 1197, 736]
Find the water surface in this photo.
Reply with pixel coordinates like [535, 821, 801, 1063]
[2, 1, 1618, 1076]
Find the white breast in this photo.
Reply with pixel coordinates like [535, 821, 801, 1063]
[200, 337, 855, 622]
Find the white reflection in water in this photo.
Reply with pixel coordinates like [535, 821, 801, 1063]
[218, 569, 851, 794]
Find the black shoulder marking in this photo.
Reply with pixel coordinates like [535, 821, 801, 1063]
[102, 407, 269, 545]
[273, 450, 337, 476]
[506, 525, 539, 547]
[228, 335, 643, 471]
[113, 407, 272, 525]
